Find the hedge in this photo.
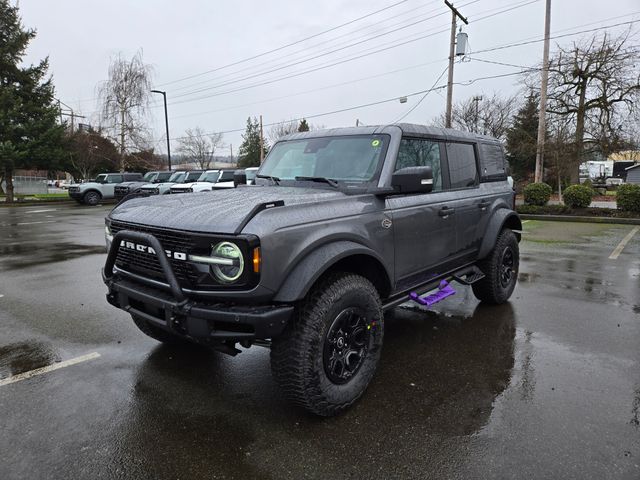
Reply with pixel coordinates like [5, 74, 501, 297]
[617, 184, 640, 212]
[523, 182, 552, 206]
[563, 184, 593, 209]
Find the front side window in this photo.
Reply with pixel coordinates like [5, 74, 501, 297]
[94, 174, 107, 183]
[260, 135, 388, 183]
[396, 138, 443, 191]
[447, 143, 478, 189]
[219, 171, 235, 182]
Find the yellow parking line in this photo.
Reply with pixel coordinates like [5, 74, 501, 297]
[609, 226, 639, 260]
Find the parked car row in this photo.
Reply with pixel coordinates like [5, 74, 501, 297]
[69, 168, 260, 205]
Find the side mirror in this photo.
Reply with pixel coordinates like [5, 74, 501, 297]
[233, 170, 247, 187]
[391, 166, 433, 194]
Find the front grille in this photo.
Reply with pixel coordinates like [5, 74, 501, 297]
[69, 186, 79, 193]
[110, 221, 200, 287]
[114, 186, 129, 198]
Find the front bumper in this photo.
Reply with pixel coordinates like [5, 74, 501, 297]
[69, 189, 82, 199]
[103, 230, 293, 344]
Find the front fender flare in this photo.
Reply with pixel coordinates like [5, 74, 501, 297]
[477, 209, 522, 260]
[273, 241, 390, 303]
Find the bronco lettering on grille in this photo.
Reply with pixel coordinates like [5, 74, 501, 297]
[121, 241, 187, 261]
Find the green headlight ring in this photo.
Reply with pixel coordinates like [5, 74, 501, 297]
[211, 241, 244, 283]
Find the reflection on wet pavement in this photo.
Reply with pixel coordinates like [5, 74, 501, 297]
[0, 341, 60, 379]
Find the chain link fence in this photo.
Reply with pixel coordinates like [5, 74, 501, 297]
[1, 175, 48, 195]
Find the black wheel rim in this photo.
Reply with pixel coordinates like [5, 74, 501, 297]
[499, 246, 515, 288]
[323, 308, 370, 385]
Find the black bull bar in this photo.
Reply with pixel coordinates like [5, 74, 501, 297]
[102, 230, 293, 347]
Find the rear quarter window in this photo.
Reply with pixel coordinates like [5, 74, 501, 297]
[478, 143, 507, 181]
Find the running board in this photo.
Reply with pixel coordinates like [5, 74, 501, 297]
[451, 265, 485, 285]
[409, 280, 456, 306]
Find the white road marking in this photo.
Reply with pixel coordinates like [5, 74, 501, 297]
[25, 209, 57, 214]
[0, 352, 101, 387]
[0, 294, 4, 298]
[15, 220, 56, 226]
[522, 220, 530, 224]
[609, 226, 639, 260]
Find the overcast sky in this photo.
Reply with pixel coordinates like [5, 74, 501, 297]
[16, 0, 640, 156]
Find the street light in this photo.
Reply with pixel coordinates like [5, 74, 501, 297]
[151, 89, 171, 170]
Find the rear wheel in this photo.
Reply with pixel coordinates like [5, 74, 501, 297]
[131, 315, 190, 345]
[83, 190, 101, 206]
[472, 229, 519, 304]
[270, 273, 384, 416]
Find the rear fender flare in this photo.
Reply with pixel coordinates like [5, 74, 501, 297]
[273, 241, 390, 303]
[477, 209, 522, 260]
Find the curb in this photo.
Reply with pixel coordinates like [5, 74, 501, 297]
[520, 214, 640, 225]
[0, 200, 77, 208]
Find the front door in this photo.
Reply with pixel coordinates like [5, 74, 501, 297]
[386, 137, 457, 290]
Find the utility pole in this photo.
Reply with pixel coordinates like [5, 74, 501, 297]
[534, 0, 551, 183]
[60, 110, 85, 134]
[259, 115, 264, 164]
[444, 1, 468, 129]
[230, 144, 233, 165]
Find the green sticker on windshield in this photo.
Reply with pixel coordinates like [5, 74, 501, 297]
[371, 139, 381, 147]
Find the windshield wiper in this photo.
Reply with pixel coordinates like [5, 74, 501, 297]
[256, 174, 280, 185]
[294, 176, 339, 188]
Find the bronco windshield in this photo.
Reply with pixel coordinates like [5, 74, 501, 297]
[142, 172, 156, 182]
[168, 172, 185, 183]
[260, 135, 389, 183]
[198, 171, 220, 183]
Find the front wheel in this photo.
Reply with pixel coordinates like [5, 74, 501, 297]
[270, 273, 384, 416]
[83, 190, 101, 206]
[472, 229, 519, 304]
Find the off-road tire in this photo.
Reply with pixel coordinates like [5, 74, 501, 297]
[83, 190, 101, 206]
[472, 229, 519, 304]
[132, 314, 190, 345]
[270, 273, 384, 416]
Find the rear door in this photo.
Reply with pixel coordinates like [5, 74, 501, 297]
[386, 137, 457, 290]
[104, 174, 123, 197]
[443, 141, 491, 260]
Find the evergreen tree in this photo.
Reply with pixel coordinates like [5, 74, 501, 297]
[505, 93, 540, 180]
[0, 0, 65, 202]
[298, 118, 310, 132]
[237, 117, 268, 168]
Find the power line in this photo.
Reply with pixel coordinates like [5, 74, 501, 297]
[157, 0, 415, 87]
[395, 66, 449, 122]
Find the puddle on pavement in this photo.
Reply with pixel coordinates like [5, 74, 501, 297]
[0, 341, 61, 379]
[0, 243, 106, 270]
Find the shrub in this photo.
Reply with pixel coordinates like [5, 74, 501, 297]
[563, 184, 593, 209]
[617, 183, 640, 212]
[523, 182, 552, 206]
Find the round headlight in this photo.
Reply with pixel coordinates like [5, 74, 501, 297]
[211, 242, 244, 283]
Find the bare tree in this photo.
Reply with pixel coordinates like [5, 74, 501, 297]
[268, 119, 298, 144]
[433, 93, 517, 141]
[538, 29, 640, 181]
[98, 51, 153, 172]
[178, 127, 224, 169]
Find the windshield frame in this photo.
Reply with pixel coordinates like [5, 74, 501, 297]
[168, 172, 186, 183]
[256, 134, 391, 190]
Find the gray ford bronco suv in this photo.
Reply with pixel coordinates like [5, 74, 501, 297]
[103, 124, 521, 416]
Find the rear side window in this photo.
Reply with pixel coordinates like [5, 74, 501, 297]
[446, 143, 478, 189]
[479, 143, 507, 181]
[396, 138, 443, 192]
[107, 174, 123, 184]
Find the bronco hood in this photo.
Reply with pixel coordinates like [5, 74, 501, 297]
[108, 186, 347, 234]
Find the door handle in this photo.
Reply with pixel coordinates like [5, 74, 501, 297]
[438, 206, 455, 217]
[478, 200, 490, 210]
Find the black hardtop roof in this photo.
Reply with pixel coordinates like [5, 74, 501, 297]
[280, 123, 501, 144]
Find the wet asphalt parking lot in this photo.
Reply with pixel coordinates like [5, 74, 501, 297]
[0, 204, 639, 479]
